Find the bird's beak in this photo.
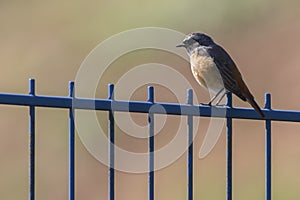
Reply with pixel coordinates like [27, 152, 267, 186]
[176, 43, 185, 48]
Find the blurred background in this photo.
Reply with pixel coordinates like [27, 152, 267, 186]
[1, 0, 300, 199]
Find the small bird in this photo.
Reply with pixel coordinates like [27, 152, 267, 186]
[176, 32, 264, 118]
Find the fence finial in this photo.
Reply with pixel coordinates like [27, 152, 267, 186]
[69, 81, 75, 97]
[108, 84, 115, 100]
[264, 93, 271, 110]
[187, 89, 193, 105]
[29, 78, 35, 96]
[148, 86, 154, 103]
[226, 92, 232, 107]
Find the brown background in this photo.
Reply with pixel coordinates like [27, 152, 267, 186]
[0, 1, 300, 199]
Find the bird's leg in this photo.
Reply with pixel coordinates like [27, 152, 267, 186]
[201, 88, 224, 106]
[215, 91, 228, 106]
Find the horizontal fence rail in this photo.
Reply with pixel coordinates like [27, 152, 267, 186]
[1, 88, 300, 122]
[1, 78, 300, 200]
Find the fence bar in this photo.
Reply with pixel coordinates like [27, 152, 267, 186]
[29, 79, 35, 200]
[265, 93, 272, 200]
[187, 89, 193, 200]
[226, 93, 233, 200]
[2, 90, 300, 121]
[108, 84, 115, 200]
[69, 82, 75, 200]
[148, 86, 154, 200]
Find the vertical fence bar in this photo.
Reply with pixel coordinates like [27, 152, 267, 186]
[265, 93, 271, 200]
[226, 93, 232, 200]
[148, 86, 154, 200]
[29, 79, 35, 200]
[108, 84, 115, 200]
[187, 89, 193, 200]
[69, 82, 75, 200]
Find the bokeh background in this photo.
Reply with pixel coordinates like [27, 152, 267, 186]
[1, 0, 300, 199]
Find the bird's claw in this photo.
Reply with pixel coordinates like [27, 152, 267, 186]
[200, 102, 212, 106]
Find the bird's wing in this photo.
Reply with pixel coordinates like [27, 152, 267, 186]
[205, 45, 250, 101]
[205, 44, 265, 118]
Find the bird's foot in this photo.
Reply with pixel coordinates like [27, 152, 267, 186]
[200, 102, 212, 106]
[200, 102, 227, 107]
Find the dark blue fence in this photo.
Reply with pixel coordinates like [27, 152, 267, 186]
[1, 78, 300, 200]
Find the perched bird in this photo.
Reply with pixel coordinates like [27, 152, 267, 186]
[176, 32, 264, 118]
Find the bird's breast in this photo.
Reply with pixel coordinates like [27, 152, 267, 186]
[190, 53, 224, 94]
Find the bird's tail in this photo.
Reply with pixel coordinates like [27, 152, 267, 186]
[247, 98, 265, 118]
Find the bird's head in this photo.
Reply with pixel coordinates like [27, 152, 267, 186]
[176, 32, 214, 55]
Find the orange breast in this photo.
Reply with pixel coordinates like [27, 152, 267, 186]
[191, 66, 207, 88]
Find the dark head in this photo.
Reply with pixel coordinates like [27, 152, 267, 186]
[176, 32, 215, 55]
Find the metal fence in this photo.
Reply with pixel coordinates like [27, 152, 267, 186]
[1, 78, 300, 200]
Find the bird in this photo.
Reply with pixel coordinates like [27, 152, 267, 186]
[176, 32, 265, 118]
